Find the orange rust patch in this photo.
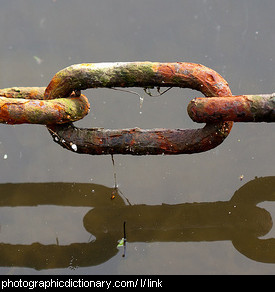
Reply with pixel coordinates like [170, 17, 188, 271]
[0, 104, 11, 122]
[0, 103, 27, 124]
[156, 63, 176, 79]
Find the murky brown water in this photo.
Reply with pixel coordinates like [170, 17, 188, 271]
[0, 0, 274, 274]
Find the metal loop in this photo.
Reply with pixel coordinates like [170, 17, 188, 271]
[46, 62, 233, 155]
[0, 87, 90, 125]
[188, 94, 275, 123]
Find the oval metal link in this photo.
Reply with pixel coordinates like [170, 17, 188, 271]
[188, 94, 275, 123]
[46, 62, 233, 154]
[0, 87, 90, 125]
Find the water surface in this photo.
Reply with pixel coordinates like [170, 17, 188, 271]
[0, 0, 274, 274]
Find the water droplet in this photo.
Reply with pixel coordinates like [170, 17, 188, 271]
[71, 144, 77, 151]
[139, 97, 144, 109]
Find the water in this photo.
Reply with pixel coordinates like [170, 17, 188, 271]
[0, 0, 274, 274]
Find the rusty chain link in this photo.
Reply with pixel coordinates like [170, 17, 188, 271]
[0, 61, 274, 155]
[0, 87, 90, 124]
[188, 93, 275, 123]
[45, 62, 233, 155]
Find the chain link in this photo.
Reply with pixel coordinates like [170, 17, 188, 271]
[1, 61, 273, 155]
[0, 87, 89, 125]
[45, 62, 233, 155]
[188, 93, 275, 123]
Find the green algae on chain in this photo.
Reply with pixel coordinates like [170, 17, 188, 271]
[46, 62, 234, 155]
[0, 87, 90, 125]
[44, 62, 232, 99]
[0, 87, 46, 99]
[45, 62, 157, 99]
[188, 94, 275, 123]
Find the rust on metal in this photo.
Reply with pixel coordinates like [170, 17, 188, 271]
[0, 87, 46, 99]
[48, 123, 233, 155]
[188, 94, 275, 123]
[46, 62, 234, 155]
[44, 62, 231, 99]
[0, 87, 90, 125]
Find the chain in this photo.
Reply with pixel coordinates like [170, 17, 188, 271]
[0, 87, 89, 125]
[0, 62, 274, 155]
[45, 62, 233, 155]
[188, 93, 275, 123]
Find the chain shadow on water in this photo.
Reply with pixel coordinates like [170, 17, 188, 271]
[0, 176, 274, 270]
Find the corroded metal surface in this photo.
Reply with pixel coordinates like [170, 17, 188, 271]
[46, 62, 233, 155]
[188, 94, 275, 123]
[48, 123, 232, 155]
[44, 62, 232, 99]
[0, 87, 90, 125]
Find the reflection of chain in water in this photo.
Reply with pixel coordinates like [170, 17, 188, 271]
[0, 176, 274, 269]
